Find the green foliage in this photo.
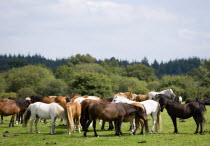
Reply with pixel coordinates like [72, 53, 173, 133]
[17, 87, 36, 98]
[126, 64, 158, 82]
[110, 75, 148, 94]
[67, 54, 96, 67]
[36, 78, 68, 96]
[75, 63, 108, 75]
[159, 75, 200, 100]
[0, 74, 6, 94]
[71, 72, 112, 98]
[0, 92, 17, 98]
[3, 65, 54, 92]
[146, 81, 160, 91]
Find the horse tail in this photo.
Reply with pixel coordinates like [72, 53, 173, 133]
[67, 104, 74, 134]
[80, 104, 90, 130]
[22, 105, 31, 127]
[157, 104, 162, 131]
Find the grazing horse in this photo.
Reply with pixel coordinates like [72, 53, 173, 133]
[23, 102, 68, 134]
[133, 94, 149, 102]
[82, 102, 148, 137]
[148, 89, 176, 100]
[159, 97, 206, 134]
[66, 102, 82, 134]
[112, 95, 161, 134]
[0, 100, 21, 127]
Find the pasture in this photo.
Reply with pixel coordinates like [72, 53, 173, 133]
[1, 105, 210, 146]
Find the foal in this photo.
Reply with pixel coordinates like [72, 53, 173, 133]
[159, 97, 206, 134]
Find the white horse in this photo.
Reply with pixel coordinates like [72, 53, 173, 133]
[23, 102, 68, 134]
[148, 89, 175, 100]
[112, 95, 161, 134]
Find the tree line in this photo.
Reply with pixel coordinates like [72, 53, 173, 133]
[0, 53, 209, 101]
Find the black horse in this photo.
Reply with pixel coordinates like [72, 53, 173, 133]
[159, 97, 206, 134]
[186, 97, 210, 105]
[155, 94, 180, 103]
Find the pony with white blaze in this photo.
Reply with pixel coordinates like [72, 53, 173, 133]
[23, 102, 68, 134]
[112, 95, 161, 133]
[148, 89, 176, 100]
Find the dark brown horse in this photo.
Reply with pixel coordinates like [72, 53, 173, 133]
[159, 97, 206, 134]
[82, 102, 148, 137]
[80, 98, 114, 131]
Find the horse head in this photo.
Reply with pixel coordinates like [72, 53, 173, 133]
[159, 97, 168, 112]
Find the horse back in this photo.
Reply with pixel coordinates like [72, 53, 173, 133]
[88, 102, 123, 121]
[67, 102, 81, 117]
[0, 102, 20, 115]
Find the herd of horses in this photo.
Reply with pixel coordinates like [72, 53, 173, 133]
[0, 89, 209, 137]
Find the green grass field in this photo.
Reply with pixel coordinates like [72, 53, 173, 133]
[1, 106, 210, 146]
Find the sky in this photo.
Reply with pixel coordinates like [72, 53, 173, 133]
[0, 0, 210, 63]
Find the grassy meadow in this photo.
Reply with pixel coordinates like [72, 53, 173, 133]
[0, 105, 210, 146]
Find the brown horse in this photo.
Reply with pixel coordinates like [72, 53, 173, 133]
[66, 102, 81, 134]
[82, 102, 148, 137]
[0, 101, 21, 127]
[133, 94, 149, 102]
[80, 98, 114, 131]
[0, 98, 30, 125]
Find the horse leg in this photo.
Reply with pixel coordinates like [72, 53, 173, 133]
[114, 120, 119, 136]
[50, 117, 57, 134]
[151, 113, 157, 133]
[30, 114, 36, 133]
[1, 115, 4, 124]
[130, 119, 136, 135]
[84, 120, 92, 137]
[35, 116, 40, 133]
[77, 116, 82, 133]
[193, 115, 199, 134]
[139, 118, 144, 134]
[9, 114, 16, 127]
[132, 117, 139, 135]
[101, 120, 105, 131]
[171, 116, 178, 133]
[108, 121, 114, 130]
[93, 120, 99, 137]
[118, 117, 123, 136]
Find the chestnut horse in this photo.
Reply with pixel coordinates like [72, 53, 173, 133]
[66, 102, 81, 134]
[0, 100, 20, 127]
[133, 94, 149, 102]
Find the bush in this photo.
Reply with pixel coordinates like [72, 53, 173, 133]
[71, 72, 112, 98]
[17, 87, 36, 98]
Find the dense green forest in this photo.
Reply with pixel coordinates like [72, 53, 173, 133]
[0, 54, 209, 101]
